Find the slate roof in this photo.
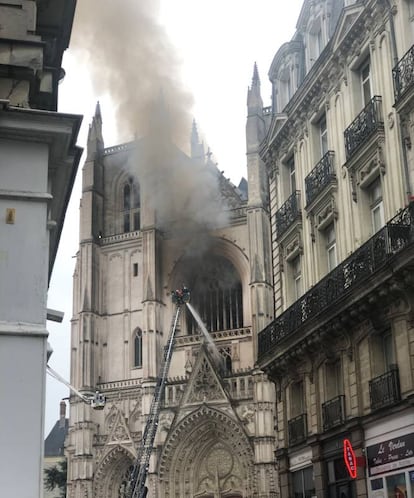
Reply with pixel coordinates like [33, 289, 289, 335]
[44, 419, 68, 457]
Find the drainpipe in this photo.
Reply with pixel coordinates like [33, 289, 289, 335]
[385, 0, 412, 201]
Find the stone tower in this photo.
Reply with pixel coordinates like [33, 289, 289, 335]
[66, 98, 276, 497]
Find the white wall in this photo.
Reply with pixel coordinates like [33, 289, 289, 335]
[0, 138, 50, 497]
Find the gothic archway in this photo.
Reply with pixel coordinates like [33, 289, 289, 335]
[94, 445, 134, 498]
[159, 406, 257, 497]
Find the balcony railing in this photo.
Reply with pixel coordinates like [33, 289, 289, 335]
[369, 365, 401, 411]
[322, 395, 345, 431]
[393, 44, 414, 104]
[344, 96, 383, 160]
[305, 151, 335, 206]
[288, 413, 307, 445]
[275, 190, 301, 238]
[258, 205, 413, 361]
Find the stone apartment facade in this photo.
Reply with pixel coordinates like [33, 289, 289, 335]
[256, 1, 414, 498]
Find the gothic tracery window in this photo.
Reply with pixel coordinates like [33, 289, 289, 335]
[185, 256, 243, 334]
[122, 178, 140, 233]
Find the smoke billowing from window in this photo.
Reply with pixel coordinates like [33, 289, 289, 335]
[71, 0, 228, 232]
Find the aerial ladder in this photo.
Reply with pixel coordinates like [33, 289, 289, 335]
[126, 286, 190, 498]
[47, 364, 106, 410]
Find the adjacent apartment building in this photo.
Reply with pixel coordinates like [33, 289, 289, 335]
[256, 1, 414, 497]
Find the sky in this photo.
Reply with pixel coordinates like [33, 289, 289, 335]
[45, 0, 304, 435]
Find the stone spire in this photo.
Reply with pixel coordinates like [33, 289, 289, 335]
[86, 101, 104, 160]
[247, 62, 263, 116]
[252, 61, 260, 86]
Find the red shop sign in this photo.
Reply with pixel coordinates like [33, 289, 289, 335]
[344, 439, 357, 479]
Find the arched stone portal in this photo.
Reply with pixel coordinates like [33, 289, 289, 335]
[93, 445, 134, 498]
[159, 406, 257, 498]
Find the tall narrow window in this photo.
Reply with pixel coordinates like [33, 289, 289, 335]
[121, 179, 141, 233]
[369, 177, 384, 233]
[371, 329, 395, 376]
[361, 59, 372, 107]
[291, 256, 302, 300]
[317, 29, 323, 55]
[325, 223, 337, 273]
[310, 27, 323, 64]
[287, 156, 296, 195]
[291, 380, 304, 417]
[134, 329, 143, 368]
[382, 331, 395, 371]
[319, 115, 328, 157]
[325, 359, 343, 400]
[292, 467, 315, 498]
[123, 184, 131, 210]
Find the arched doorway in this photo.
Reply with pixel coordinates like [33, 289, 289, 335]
[159, 406, 256, 498]
[93, 446, 134, 498]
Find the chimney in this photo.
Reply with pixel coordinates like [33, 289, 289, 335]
[59, 400, 66, 428]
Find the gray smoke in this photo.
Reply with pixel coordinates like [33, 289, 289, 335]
[71, 0, 228, 233]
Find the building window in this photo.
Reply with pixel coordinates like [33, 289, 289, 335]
[290, 255, 302, 300]
[319, 115, 328, 157]
[309, 27, 323, 64]
[133, 263, 138, 277]
[324, 223, 337, 273]
[292, 466, 315, 498]
[220, 346, 232, 374]
[122, 178, 141, 233]
[382, 331, 395, 370]
[281, 74, 293, 108]
[371, 329, 395, 377]
[123, 183, 131, 209]
[134, 329, 143, 368]
[288, 155, 296, 195]
[325, 359, 343, 400]
[327, 458, 354, 498]
[361, 59, 372, 107]
[386, 472, 408, 498]
[291, 380, 304, 417]
[369, 177, 384, 233]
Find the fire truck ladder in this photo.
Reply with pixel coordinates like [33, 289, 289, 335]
[129, 290, 188, 498]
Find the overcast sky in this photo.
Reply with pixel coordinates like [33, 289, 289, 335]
[45, 0, 304, 434]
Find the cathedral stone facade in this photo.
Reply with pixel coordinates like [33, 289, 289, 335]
[66, 84, 276, 496]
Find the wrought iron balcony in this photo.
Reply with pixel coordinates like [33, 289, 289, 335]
[275, 190, 301, 238]
[305, 151, 335, 206]
[288, 413, 307, 445]
[344, 96, 383, 160]
[393, 44, 414, 104]
[369, 365, 401, 411]
[322, 395, 345, 431]
[258, 205, 413, 361]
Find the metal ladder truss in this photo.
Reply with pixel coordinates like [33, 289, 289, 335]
[129, 304, 183, 498]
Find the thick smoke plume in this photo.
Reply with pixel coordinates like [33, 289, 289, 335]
[72, 0, 191, 144]
[71, 0, 228, 232]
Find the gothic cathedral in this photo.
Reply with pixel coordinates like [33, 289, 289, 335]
[66, 70, 277, 498]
